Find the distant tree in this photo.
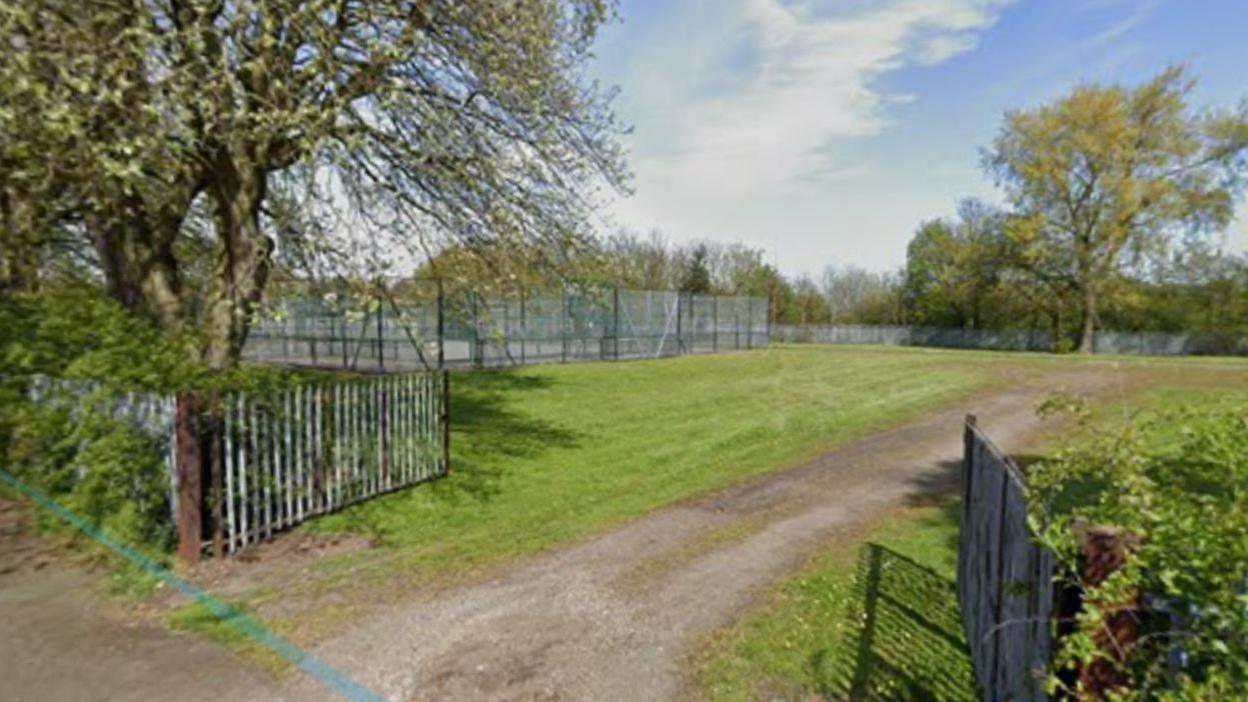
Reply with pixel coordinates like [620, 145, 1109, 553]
[820, 265, 901, 324]
[903, 199, 1006, 329]
[680, 244, 713, 294]
[985, 67, 1248, 352]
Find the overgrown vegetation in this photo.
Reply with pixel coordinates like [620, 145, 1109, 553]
[1029, 389, 1248, 700]
[0, 285, 306, 551]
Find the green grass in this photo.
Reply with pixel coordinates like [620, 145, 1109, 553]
[693, 363, 1246, 702]
[183, 345, 1248, 647]
[222, 346, 1012, 640]
[695, 503, 975, 702]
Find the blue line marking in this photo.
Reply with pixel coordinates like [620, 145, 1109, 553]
[0, 467, 390, 702]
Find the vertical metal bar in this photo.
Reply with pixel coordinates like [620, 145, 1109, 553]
[436, 278, 445, 371]
[333, 383, 343, 509]
[562, 290, 570, 363]
[380, 378, 390, 491]
[713, 296, 719, 352]
[471, 293, 481, 369]
[520, 291, 527, 365]
[240, 393, 250, 548]
[264, 396, 274, 539]
[376, 293, 385, 372]
[613, 286, 621, 360]
[283, 388, 292, 528]
[224, 393, 236, 554]
[210, 392, 224, 559]
[765, 295, 772, 346]
[441, 370, 451, 475]
[295, 385, 304, 522]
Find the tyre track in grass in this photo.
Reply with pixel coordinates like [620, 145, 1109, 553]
[292, 368, 1108, 702]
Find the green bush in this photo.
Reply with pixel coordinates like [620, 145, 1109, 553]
[1029, 399, 1248, 700]
[1, 284, 305, 551]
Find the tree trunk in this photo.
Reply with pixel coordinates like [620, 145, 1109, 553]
[86, 200, 188, 335]
[1078, 284, 1097, 354]
[201, 154, 271, 370]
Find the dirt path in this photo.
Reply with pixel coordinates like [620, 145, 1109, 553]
[2, 370, 1101, 702]
[0, 499, 297, 702]
[288, 372, 1097, 702]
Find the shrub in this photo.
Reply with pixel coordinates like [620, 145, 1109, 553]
[1029, 399, 1248, 700]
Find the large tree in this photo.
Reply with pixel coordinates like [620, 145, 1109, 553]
[985, 67, 1248, 352]
[2, 0, 627, 368]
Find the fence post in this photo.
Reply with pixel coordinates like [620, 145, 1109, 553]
[209, 391, 225, 560]
[675, 293, 684, 355]
[174, 392, 203, 566]
[613, 286, 621, 360]
[758, 294, 768, 347]
[520, 291, 527, 365]
[376, 293, 385, 372]
[440, 371, 451, 475]
[713, 296, 719, 352]
[436, 278, 445, 370]
[471, 293, 482, 369]
[562, 290, 570, 363]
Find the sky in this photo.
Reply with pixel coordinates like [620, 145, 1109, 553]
[588, 0, 1248, 276]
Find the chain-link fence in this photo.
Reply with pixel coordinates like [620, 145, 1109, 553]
[242, 283, 770, 372]
[773, 324, 1248, 356]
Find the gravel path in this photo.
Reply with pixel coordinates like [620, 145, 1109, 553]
[3, 371, 1096, 702]
[293, 374, 1092, 702]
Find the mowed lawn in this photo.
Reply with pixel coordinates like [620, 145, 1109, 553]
[692, 364, 1247, 702]
[177, 345, 1246, 652]
[209, 345, 1015, 644]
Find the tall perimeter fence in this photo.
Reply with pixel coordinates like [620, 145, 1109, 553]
[775, 324, 1248, 356]
[242, 285, 771, 372]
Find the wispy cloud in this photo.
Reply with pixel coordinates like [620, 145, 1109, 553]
[614, 0, 1014, 202]
[1083, 0, 1164, 47]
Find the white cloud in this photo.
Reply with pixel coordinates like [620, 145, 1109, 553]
[604, 0, 1014, 262]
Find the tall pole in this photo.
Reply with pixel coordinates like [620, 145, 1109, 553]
[471, 293, 481, 369]
[613, 286, 621, 360]
[520, 291, 527, 366]
[675, 293, 684, 355]
[376, 291, 385, 372]
[436, 278, 445, 370]
[562, 290, 570, 363]
[713, 296, 719, 353]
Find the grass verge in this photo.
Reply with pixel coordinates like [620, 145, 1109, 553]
[694, 502, 975, 702]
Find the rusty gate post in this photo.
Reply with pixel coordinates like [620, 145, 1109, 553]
[175, 392, 203, 566]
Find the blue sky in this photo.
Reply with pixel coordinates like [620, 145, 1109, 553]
[589, 0, 1248, 276]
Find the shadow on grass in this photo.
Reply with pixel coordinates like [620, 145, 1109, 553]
[320, 370, 581, 542]
[814, 543, 977, 702]
[435, 370, 581, 503]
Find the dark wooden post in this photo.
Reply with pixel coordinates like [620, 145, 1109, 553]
[175, 392, 203, 566]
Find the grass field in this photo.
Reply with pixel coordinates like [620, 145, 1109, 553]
[694, 502, 975, 702]
[691, 356, 1246, 701]
[165, 345, 1247, 655]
